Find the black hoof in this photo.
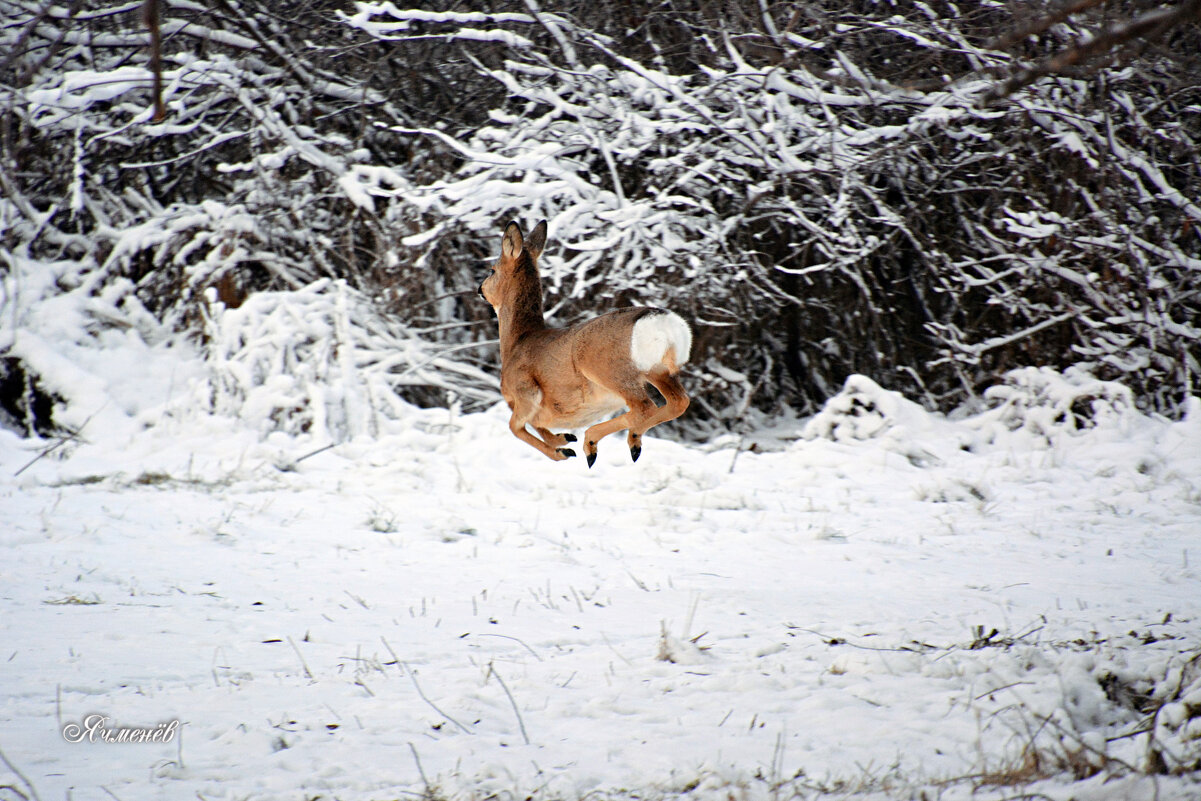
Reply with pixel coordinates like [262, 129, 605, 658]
[558, 448, 576, 458]
[586, 452, 597, 468]
[630, 445, 642, 462]
[563, 433, 577, 443]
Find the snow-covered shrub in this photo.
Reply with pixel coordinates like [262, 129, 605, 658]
[0, 252, 176, 437]
[201, 279, 497, 440]
[0, 354, 61, 436]
[802, 375, 931, 443]
[799, 374, 957, 468]
[1148, 653, 1201, 774]
[976, 366, 1137, 439]
[1, 0, 405, 317]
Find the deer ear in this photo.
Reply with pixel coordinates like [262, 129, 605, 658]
[501, 221, 523, 260]
[525, 220, 548, 261]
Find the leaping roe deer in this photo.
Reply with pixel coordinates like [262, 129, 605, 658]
[479, 220, 691, 467]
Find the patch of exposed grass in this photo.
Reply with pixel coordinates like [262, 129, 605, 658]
[44, 594, 102, 606]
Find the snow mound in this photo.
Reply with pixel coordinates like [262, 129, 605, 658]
[799, 374, 958, 466]
[801, 374, 932, 442]
[801, 369, 1144, 463]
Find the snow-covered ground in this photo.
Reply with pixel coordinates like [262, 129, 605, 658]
[2, 305, 1201, 801]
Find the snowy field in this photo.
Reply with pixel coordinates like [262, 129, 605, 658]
[2, 317, 1201, 801]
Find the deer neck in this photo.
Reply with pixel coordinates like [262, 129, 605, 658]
[497, 270, 547, 360]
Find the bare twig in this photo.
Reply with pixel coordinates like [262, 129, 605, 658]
[786, 625, 935, 653]
[408, 742, 432, 795]
[0, 0, 57, 78]
[390, 651, 472, 736]
[267, 442, 334, 476]
[487, 661, 530, 745]
[0, 745, 42, 801]
[986, 0, 1107, 52]
[143, 0, 166, 122]
[13, 410, 99, 477]
[287, 636, 313, 680]
[473, 633, 542, 661]
[984, 0, 1201, 103]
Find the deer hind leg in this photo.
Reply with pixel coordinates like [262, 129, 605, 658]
[507, 392, 576, 461]
[582, 404, 650, 468]
[581, 390, 659, 467]
[626, 371, 690, 462]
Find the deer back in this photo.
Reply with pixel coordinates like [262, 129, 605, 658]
[569, 307, 690, 383]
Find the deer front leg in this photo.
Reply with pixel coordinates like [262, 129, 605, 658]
[506, 392, 576, 461]
[508, 415, 576, 461]
[535, 426, 577, 450]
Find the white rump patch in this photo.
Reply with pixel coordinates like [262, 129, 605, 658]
[630, 312, 692, 371]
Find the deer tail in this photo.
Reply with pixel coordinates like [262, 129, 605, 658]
[630, 310, 692, 372]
